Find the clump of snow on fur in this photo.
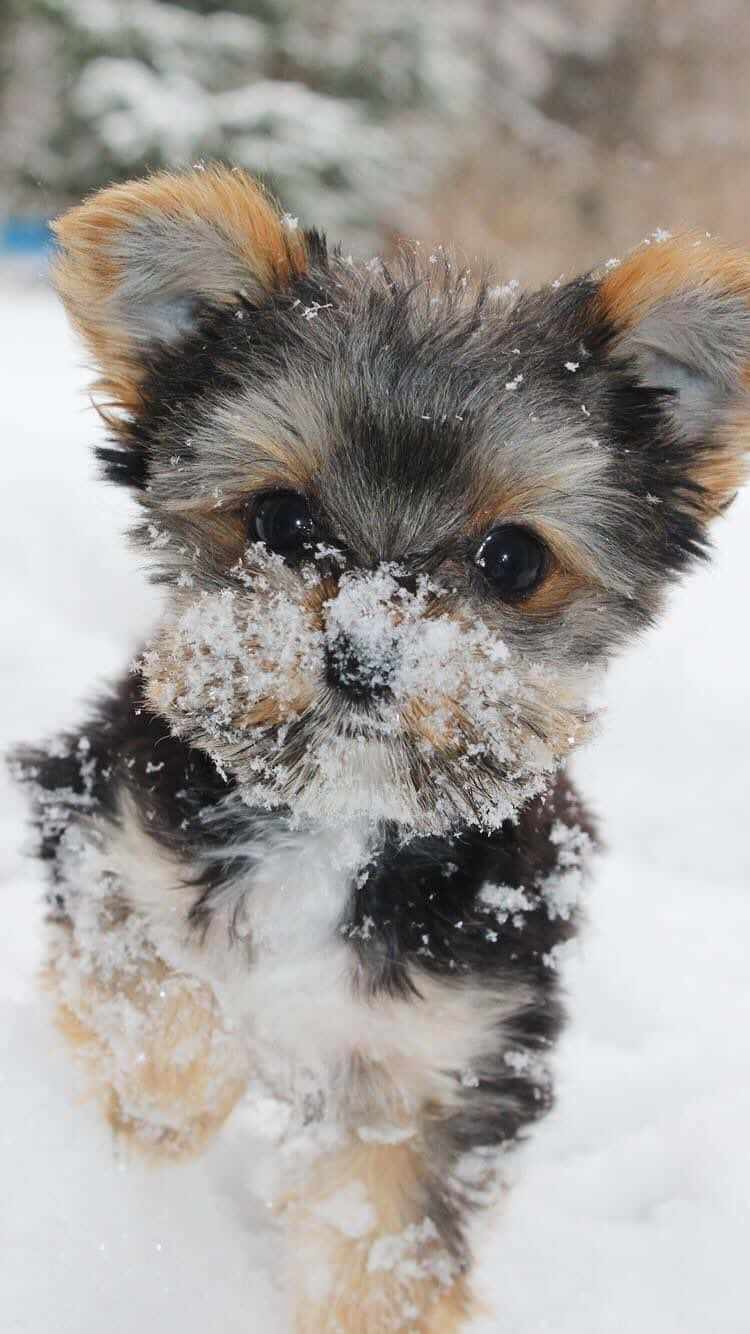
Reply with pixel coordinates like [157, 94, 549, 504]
[487, 279, 519, 303]
[542, 821, 591, 920]
[478, 882, 536, 927]
[541, 939, 576, 971]
[312, 1180, 377, 1238]
[504, 1047, 551, 1093]
[451, 1145, 501, 1208]
[357, 1124, 416, 1144]
[145, 546, 322, 734]
[479, 819, 591, 930]
[367, 1217, 456, 1286]
[14, 736, 101, 881]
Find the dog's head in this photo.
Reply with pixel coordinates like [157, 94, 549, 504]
[53, 169, 750, 831]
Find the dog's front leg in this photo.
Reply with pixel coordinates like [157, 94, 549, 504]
[44, 916, 247, 1157]
[280, 1123, 482, 1334]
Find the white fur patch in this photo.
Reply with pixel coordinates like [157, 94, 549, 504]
[103, 800, 532, 1135]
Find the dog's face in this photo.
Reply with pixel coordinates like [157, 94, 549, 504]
[54, 170, 750, 831]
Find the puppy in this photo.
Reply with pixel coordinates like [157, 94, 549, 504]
[15, 168, 750, 1332]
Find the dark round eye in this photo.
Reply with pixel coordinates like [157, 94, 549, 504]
[250, 491, 317, 556]
[474, 524, 548, 601]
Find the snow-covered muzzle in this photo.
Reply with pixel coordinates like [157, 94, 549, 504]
[144, 545, 597, 833]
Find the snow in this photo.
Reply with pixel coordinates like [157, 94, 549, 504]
[147, 533, 587, 831]
[312, 1181, 377, 1240]
[1, 286, 749, 1332]
[478, 822, 591, 928]
[366, 1216, 456, 1287]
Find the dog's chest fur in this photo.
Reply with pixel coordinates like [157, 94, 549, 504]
[121, 814, 385, 1082]
[23, 673, 590, 1138]
[103, 807, 535, 1124]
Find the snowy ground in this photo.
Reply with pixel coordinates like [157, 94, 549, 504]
[1, 286, 748, 1334]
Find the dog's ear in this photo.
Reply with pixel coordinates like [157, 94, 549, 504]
[52, 167, 308, 412]
[597, 234, 750, 519]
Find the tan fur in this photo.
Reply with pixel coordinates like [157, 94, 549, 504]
[517, 564, 591, 617]
[52, 166, 308, 413]
[221, 431, 325, 502]
[238, 688, 316, 729]
[145, 604, 316, 731]
[469, 476, 573, 538]
[304, 575, 346, 623]
[401, 697, 460, 753]
[598, 233, 750, 330]
[692, 405, 750, 515]
[283, 1137, 477, 1333]
[292, 1271, 474, 1334]
[402, 678, 588, 766]
[45, 923, 246, 1157]
[158, 438, 326, 522]
[165, 509, 250, 571]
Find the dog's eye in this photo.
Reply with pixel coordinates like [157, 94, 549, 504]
[474, 525, 548, 601]
[250, 491, 317, 556]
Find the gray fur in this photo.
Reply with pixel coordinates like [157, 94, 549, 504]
[111, 212, 270, 343]
[618, 288, 750, 440]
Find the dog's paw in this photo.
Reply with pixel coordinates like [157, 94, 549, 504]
[47, 937, 247, 1158]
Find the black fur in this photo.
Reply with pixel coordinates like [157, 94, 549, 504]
[344, 772, 587, 1000]
[15, 672, 234, 917]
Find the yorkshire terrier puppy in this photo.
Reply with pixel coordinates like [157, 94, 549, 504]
[15, 168, 750, 1332]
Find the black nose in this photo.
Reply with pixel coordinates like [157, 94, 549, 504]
[325, 633, 396, 703]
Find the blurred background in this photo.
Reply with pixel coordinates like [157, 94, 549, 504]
[1, 0, 749, 279]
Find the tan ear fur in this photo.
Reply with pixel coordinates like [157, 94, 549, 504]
[598, 233, 750, 517]
[598, 232, 750, 329]
[52, 166, 308, 412]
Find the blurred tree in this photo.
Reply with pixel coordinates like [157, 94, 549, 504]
[0, 0, 615, 248]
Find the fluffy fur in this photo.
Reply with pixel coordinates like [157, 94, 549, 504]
[14, 168, 750, 1332]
